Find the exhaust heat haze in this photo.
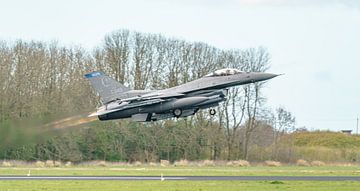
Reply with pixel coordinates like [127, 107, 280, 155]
[41, 113, 98, 129]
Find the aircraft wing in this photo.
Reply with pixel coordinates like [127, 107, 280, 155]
[89, 91, 185, 117]
[89, 98, 164, 117]
[150, 92, 185, 99]
[121, 92, 184, 102]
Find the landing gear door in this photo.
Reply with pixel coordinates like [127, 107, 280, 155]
[131, 113, 152, 122]
[223, 89, 229, 97]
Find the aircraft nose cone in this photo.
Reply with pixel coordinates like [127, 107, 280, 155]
[261, 73, 280, 80]
[252, 73, 280, 82]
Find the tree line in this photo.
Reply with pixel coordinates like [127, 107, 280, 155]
[0, 29, 302, 162]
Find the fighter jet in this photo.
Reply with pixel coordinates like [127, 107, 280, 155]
[85, 68, 278, 122]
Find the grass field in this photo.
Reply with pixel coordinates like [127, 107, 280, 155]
[1, 166, 360, 191]
[1, 180, 360, 191]
[1, 165, 360, 176]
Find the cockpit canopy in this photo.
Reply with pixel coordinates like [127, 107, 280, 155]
[205, 68, 243, 77]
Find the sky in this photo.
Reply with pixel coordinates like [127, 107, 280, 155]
[1, 0, 359, 131]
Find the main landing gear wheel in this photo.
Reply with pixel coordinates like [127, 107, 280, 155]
[209, 108, 216, 116]
[173, 109, 182, 118]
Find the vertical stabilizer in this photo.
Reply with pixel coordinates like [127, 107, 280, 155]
[85, 71, 130, 103]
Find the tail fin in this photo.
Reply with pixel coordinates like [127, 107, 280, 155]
[85, 71, 130, 103]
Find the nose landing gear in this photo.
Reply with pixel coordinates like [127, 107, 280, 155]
[209, 108, 216, 116]
[173, 108, 182, 118]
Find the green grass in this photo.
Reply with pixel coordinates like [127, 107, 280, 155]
[294, 131, 360, 148]
[1, 166, 360, 191]
[1, 166, 360, 176]
[0, 180, 360, 191]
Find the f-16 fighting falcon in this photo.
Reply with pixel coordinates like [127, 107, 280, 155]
[85, 68, 279, 122]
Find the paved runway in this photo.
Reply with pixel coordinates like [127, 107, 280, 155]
[0, 176, 360, 181]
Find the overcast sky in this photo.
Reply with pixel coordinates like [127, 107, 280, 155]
[1, 0, 359, 131]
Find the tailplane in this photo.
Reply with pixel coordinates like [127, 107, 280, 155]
[85, 71, 130, 103]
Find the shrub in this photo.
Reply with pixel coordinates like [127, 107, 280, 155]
[45, 160, 54, 167]
[109, 162, 130, 166]
[264, 160, 281, 167]
[296, 159, 310, 166]
[226, 161, 234, 166]
[1, 161, 12, 167]
[233, 160, 250, 167]
[35, 161, 45, 167]
[311, 160, 326, 166]
[149, 162, 157, 167]
[174, 159, 189, 167]
[202, 160, 215, 166]
[226, 160, 250, 167]
[97, 160, 107, 167]
[65, 161, 72, 167]
[133, 161, 142, 166]
[54, 161, 62, 167]
[8, 160, 30, 167]
[160, 160, 169, 167]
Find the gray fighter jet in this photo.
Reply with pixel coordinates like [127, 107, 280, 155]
[85, 68, 278, 122]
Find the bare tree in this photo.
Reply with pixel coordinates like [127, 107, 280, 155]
[270, 107, 296, 160]
[132, 33, 154, 89]
[241, 47, 270, 160]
